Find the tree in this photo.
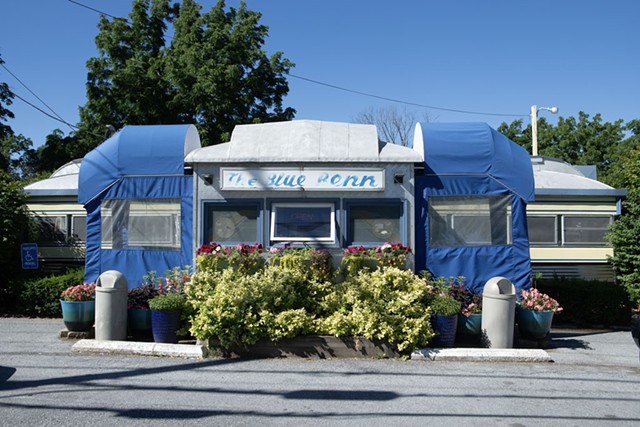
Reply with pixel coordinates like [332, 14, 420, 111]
[354, 105, 430, 147]
[497, 112, 634, 186]
[0, 170, 33, 308]
[606, 124, 640, 305]
[78, 0, 295, 149]
[0, 54, 14, 141]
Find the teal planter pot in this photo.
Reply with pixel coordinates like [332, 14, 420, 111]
[516, 308, 554, 340]
[60, 300, 95, 332]
[128, 308, 152, 337]
[457, 313, 482, 336]
[431, 314, 458, 348]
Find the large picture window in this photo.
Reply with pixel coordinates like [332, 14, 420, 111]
[347, 201, 403, 245]
[204, 202, 260, 244]
[428, 196, 512, 247]
[101, 199, 181, 250]
[270, 203, 335, 242]
[527, 216, 557, 245]
[563, 216, 611, 245]
[35, 215, 67, 244]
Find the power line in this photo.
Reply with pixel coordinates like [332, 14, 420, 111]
[11, 91, 79, 130]
[289, 74, 526, 117]
[1, 63, 75, 131]
[67, 0, 527, 120]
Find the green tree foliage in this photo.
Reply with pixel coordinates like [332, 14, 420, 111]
[0, 170, 33, 309]
[607, 125, 640, 305]
[0, 54, 14, 143]
[497, 112, 634, 186]
[78, 0, 295, 149]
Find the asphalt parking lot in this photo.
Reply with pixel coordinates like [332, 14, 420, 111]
[1, 317, 639, 426]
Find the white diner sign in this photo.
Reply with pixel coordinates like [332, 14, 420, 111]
[221, 168, 385, 191]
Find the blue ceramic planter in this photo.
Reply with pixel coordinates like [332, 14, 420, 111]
[431, 314, 458, 348]
[516, 308, 554, 340]
[151, 310, 181, 343]
[60, 300, 95, 332]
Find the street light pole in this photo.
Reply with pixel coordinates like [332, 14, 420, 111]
[530, 105, 558, 156]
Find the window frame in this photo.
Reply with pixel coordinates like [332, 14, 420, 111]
[561, 215, 612, 246]
[202, 200, 263, 246]
[344, 199, 406, 247]
[427, 195, 512, 248]
[100, 198, 181, 251]
[527, 215, 558, 246]
[269, 201, 337, 243]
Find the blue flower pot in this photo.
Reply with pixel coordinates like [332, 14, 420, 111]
[151, 310, 181, 343]
[431, 314, 458, 348]
[457, 313, 482, 336]
[60, 300, 95, 332]
[516, 308, 554, 340]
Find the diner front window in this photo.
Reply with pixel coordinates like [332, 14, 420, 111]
[270, 203, 335, 243]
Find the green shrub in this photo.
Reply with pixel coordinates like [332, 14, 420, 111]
[429, 295, 462, 316]
[187, 266, 316, 347]
[537, 277, 633, 327]
[317, 267, 434, 353]
[148, 293, 186, 312]
[18, 269, 85, 317]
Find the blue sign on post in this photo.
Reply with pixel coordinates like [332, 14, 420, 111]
[21, 243, 38, 270]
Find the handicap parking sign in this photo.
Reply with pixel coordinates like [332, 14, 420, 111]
[21, 243, 38, 269]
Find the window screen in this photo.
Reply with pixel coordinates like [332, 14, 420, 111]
[271, 203, 335, 242]
[527, 216, 557, 245]
[348, 203, 402, 244]
[428, 196, 511, 247]
[204, 203, 259, 243]
[36, 216, 67, 243]
[71, 215, 87, 242]
[563, 216, 611, 245]
[101, 199, 181, 250]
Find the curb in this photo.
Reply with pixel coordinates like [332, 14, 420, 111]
[411, 347, 553, 363]
[72, 339, 208, 359]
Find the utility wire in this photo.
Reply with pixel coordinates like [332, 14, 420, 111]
[67, 0, 527, 119]
[289, 74, 526, 117]
[11, 92, 78, 130]
[1, 63, 76, 131]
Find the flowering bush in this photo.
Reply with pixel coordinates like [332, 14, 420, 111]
[341, 242, 411, 276]
[517, 288, 563, 313]
[196, 242, 264, 275]
[444, 277, 482, 317]
[60, 282, 96, 302]
[268, 245, 333, 283]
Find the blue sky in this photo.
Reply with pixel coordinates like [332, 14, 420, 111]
[1, 0, 639, 149]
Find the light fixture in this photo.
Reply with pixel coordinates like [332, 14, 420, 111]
[531, 105, 559, 156]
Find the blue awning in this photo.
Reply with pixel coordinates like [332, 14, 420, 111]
[78, 124, 200, 205]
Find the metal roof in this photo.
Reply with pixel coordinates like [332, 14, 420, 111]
[185, 120, 423, 163]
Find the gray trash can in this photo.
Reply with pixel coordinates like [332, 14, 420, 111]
[481, 276, 516, 348]
[95, 270, 128, 341]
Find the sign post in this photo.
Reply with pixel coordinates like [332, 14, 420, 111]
[21, 243, 38, 270]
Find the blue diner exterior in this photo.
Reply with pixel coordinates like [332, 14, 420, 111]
[413, 122, 535, 294]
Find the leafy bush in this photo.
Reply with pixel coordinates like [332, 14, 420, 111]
[148, 293, 186, 312]
[316, 268, 434, 353]
[18, 269, 85, 317]
[187, 266, 317, 348]
[268, 246, 333, 283]
[537, 277, 633, 327]
[429, 295, 461, 316]
[196, 242, 264, 276]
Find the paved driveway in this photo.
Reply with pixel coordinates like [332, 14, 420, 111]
[1, 318, 639, 426]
